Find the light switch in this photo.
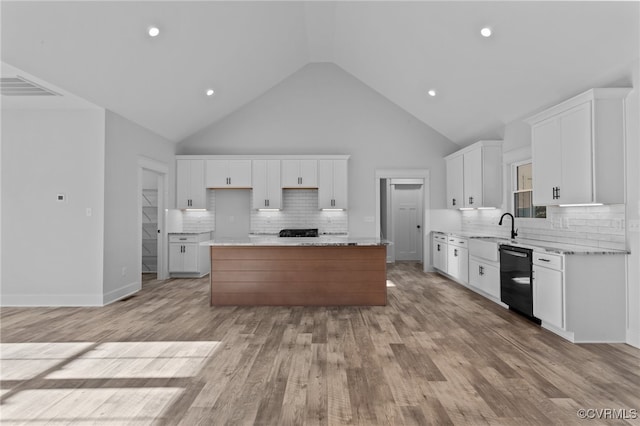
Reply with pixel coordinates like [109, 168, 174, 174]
[57, 193, 65, 202]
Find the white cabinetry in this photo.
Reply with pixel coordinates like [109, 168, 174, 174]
[533, 252, 564, 330]
[526, 88, 631, 206]
[252, 160, 282, 209]
[318, 159, 348, 209]
[445, 140, 502, 209]
[282, 159, 318, 188]
[446, 237, 468, 284]
[176, 159, 205, 209]
[446, 156, 464, 209]
[432, 233, 448, 271]
[205, 159, 252, 188]
[169, 233, 211, 277]
[468, 239, 500, 300]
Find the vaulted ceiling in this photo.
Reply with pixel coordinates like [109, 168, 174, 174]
[2, 1, 638, 146]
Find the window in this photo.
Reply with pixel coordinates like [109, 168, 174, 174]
[512, 161, 546, 218]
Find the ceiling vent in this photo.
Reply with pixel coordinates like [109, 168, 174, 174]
[0, 76, 61, 96]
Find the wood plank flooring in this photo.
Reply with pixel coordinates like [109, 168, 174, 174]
[1, 262, 639, 425]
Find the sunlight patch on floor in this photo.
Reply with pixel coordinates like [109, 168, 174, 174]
[386, 280, 397, 287]
[0, 342, 94, 380]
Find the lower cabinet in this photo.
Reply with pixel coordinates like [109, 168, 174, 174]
[432, 233, 448, 272]
[533, 254, 564, 330]
[169, 233, 211, 277]
[469, 259, 500, 299]
[446, 237, 468, 284]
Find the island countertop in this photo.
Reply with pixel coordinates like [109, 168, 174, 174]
[202, 235, 390, 247]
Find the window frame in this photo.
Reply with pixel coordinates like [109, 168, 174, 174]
[511, 159, 546, 219]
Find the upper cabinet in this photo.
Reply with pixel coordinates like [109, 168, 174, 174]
[281, 159, 318, 188]
[176, 159, 205, 209]
[252, 160, 282, 209]
[445, 140, 503, 209]
[526, 88, 631, 206]
[318, 159, 348, 209]
[205, 159, 252, 188]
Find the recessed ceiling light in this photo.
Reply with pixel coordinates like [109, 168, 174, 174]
[427, 89, 437, 97]
[148, 26, 160, 37]
[480, 27, 492, 37]
[206, 89, 215, 97]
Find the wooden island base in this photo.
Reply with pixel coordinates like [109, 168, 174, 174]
[210, 245, 387, 306]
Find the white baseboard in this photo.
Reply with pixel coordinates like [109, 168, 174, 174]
[103, 281, 140, 305]
[0, 293, 103, 307]
[627, 327, 640, 348]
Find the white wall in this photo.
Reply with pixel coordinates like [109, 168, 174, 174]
[1, 109, 105, 306]
[178, 63, 459, 237]
[103, 111, 175, 304]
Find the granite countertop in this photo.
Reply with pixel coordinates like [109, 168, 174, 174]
[433, 231, 629, 255]
[169, 231, 213, 235]
[202, 235, 390, 247]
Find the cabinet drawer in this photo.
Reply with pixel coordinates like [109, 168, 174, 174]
[533, 252, 562, 270]
[433, 234, 447, 243]
[447, 237, 468, 248]
[169, 235, 198, 243]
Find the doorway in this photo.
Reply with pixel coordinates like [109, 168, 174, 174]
[391, 181, 423, 261]
[375, 169, 430, 271]
[138, 157, 169, 282]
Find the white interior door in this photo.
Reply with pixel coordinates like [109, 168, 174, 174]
[391, 183, 423, 261]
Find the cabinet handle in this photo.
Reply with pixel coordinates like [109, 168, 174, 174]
[298, 177, 302, 185]
[479, 265, 484, 276]
[452, 198, 456, 206]
[556, 187, 560, 199]
[454, 249, 458, 257]
[437, 244, 440, 252]
[469, 196, 474, 205]
[538, 258, 550, 262]
[266, 199, 269, 207]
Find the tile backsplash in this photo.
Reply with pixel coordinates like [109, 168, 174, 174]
[251, 189, 348, 234]
[178, 189, 348, 234]
[181, 190, 216, 232]
[461, 204, 626, 250]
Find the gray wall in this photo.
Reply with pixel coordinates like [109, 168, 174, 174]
[1, 108, 106, 305]
[103, 111, 176, 304]
[178, 63, 459, 237]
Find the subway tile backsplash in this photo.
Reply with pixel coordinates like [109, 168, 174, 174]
[461, 204, 626, 250]
[251, 189, 348, 234]
[181, 190, 216, 232]
[179, 189, 348, 234]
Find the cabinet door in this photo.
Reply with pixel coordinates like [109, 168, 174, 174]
[482, 263, 500, 299]
[182, 244, 199, 272]
[205, 160, 229, 187]
[228, 160, 252, 187]
[458, 247, 468, 284]
[169, 244, 184, 272]
[266, 160, 282, 209]
[446, 155, 464, 209]
[432, 239, 447, 271]
[176, 160, 191, 209]
[463, 148, 482, 207]
[532, 118, 562, 205]
[252, 160, 268, 208]
[533, 265, 563, 329]
[299, 160, 318, 187]
[176, 160, 205, 209]
[447, 245, 460, 279]
[469, 259, 482, 289]
[281, 160, 300, 187]
[559, 102, 592, 204]
[318, 159, 347, 209]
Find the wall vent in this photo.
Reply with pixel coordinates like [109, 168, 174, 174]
[0, 76, 61, 96]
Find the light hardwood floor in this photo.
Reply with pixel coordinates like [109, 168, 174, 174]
[1, 263, 639, 425]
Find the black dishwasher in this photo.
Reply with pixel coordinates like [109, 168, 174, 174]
[500, 245, 536, 319]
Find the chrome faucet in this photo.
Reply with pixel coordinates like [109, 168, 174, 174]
[499, 213, 518, 240]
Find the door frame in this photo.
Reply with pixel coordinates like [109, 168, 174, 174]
[375, 169, 430, 272]
[137, 157, 169, 281]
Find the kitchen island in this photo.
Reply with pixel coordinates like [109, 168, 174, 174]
[204, 236, 388, 306]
